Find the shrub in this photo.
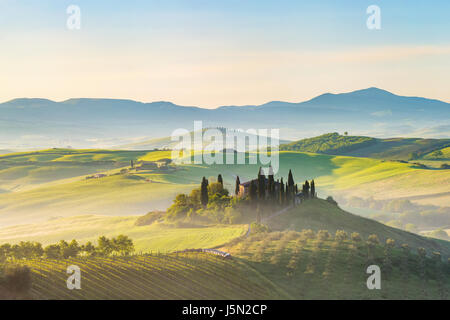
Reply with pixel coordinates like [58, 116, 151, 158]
[135, 211, 165, 226]
[350, 232, 362, 242]
[432, 251, 441, 262]
[367, 234, 380, 246]
[335, 230, 348, 242]
[417, 247, 427, 258]
[268, 232, 283, 241]
[385, 238, 395, 248]
[2, 265, 32, 293]
[317, 230, 330, 240]
[282, 231, 299, 241]
[250, 222, 269, 234]
[300, 229, 315, 240]
[326, 196, 338, 205]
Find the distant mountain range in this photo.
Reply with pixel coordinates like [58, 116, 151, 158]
[1, 87, 449, 150]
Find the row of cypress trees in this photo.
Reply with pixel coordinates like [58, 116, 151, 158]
[199, 170, 316, 209]
[234, 168, 316, 206]
[200, 174, 225, 207]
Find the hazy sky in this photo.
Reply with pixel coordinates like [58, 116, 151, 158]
[1, 0, 449, 108]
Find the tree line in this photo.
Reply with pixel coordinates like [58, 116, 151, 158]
[0, 235, 134, 261]
[234, 168, 316, 206]
[165, 168, 317, 224]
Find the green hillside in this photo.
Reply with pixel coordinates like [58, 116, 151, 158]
[1, 198, 449, 300]
[1, 149, 449, 226]
[266, 199, 450, 258]
[228, 230, 450, 300]
[0, 215, 247, 253]
[0, 149, 167, 192]
[2, 253, 285, 300]
[3, 230, 449, 299]
[280, 133, 450, 160]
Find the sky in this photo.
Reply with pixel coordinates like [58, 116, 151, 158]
[0, 0, 449, 108]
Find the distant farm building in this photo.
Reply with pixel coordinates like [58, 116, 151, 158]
[135, 159, 172, 171]
[238, 178, 281, 198]
[86, 173, 107, 179]
[135, 161, 158, 171]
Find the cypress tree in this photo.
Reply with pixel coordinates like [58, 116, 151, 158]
[201, 177, 209, 207]
[218, 174, 223, 186]
[257, 167, 266, 200]
[275, 179, 280, 203]
[310, 179, 315, 198]
[235, 176, 241, 196]
[286, 169, 294, 202]
[288, 169, 294, 189]
[279, 178, 285, 206]
[304, 180, 310, 198]
[268, 166, 274, 201]
[249, 180, 258, 205]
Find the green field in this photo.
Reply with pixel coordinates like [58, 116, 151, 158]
[229, 231, 450, 300]
[0, 215, 247, 253]
[3, 232, 449, 300]
[280, 133, 450, 161]
[265, 199, 450, 258]
[2, 253, 283, 300]
[1, 197, 449, 300]
[0, 149, 449, 226]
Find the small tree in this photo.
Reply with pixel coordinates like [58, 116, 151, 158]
[351, 232, 362, 242]
[304, 180, 310, 198]
[200, 177, 209, 208]
[249, 180, 258, 206]
[335, 230, 348, 242]
[112, 235, 134, 256]
[97, 236, 113, 256]
[386, 238, 395, 248]
[300, 229, 315, 240]
[267, 167, 275, 201]
[318, 230, 330, 240]
[367, 234, 380, 246]
[235, 176, 241, 196]
[310, 180, 315, 198]
[279, 179, 285, 206]
[217, 174, 223, 186]
[3, 265, 32, 293]
[44, 244, 61, 259]
[81, 241, 96, 256]
[257, 167, 266, 200]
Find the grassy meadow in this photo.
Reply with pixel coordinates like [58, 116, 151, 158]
[0, 149, 449, 227]
[0, 215, 247, 253]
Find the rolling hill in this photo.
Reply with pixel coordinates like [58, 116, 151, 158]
[265, 199, 450, 258]
[280, 132, 450, 160]
[2, 199, 449, 300]
[0, 148, 449, 226]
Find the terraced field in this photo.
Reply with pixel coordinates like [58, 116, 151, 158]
[13, 252, 284, 300]
[4, 231, 450, 300]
